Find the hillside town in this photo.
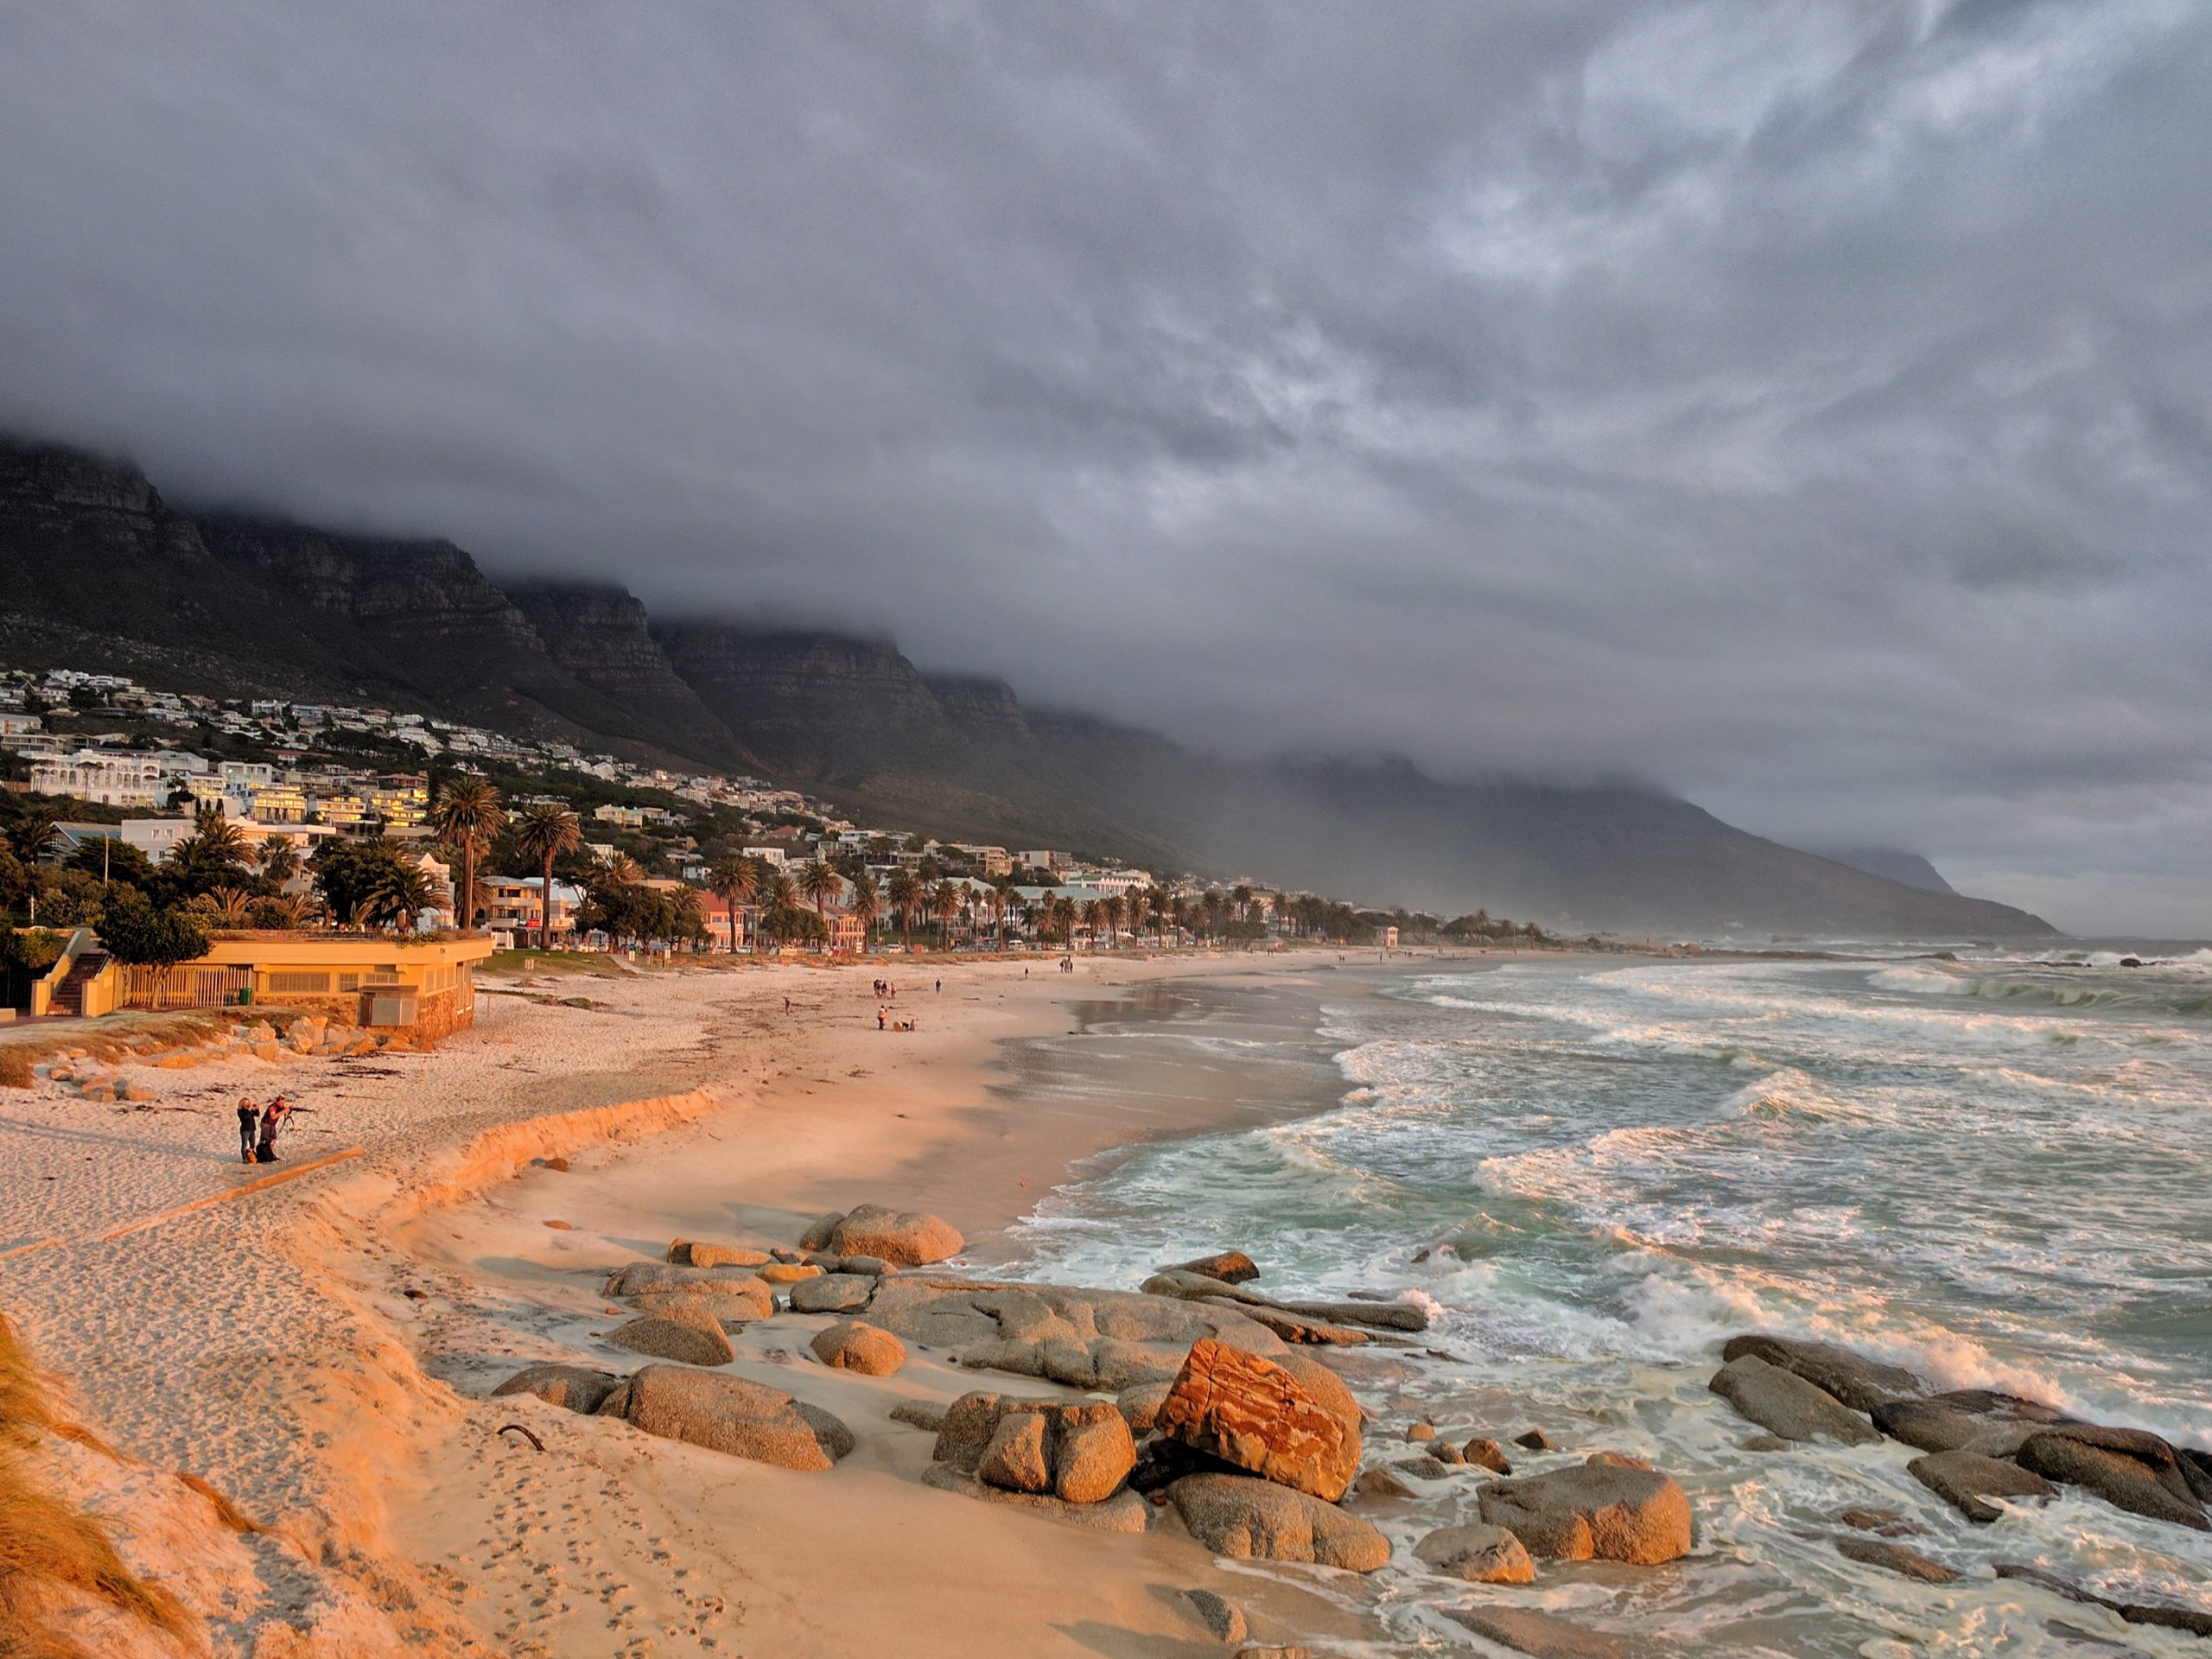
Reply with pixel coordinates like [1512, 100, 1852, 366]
[0, 662, 1560, 1028]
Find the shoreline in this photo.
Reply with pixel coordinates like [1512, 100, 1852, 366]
[380, 951, 1443, 1656]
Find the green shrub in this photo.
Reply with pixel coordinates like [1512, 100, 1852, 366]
[95, 898, 211, 969]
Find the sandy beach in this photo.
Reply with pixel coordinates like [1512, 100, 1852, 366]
[0, 946, 1438, 1657]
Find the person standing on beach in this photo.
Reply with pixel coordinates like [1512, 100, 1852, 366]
[256, 1095, 290, 1163]
[235, 1098, 260, 1165]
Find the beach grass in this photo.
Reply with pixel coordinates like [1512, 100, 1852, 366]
[0, 1313, 195, 1658]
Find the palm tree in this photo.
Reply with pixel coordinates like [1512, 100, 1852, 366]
[168, 810, 250, 893]
[512, 801, 582, 949]
[753, 869, 798, 947]
[928, 880, 962, 948]
[798, 859, 842, 927]
[254, 838, 302, 887]
[1080, 897, 1105, 949]
[1232, 882, 1255, 923]
[846, 870, 881, 950]
[205, 885, 255, 925]
[4, 804, 60, 866]
[264, 891, 318, 930]
[1123, 887, 1151, 943]
[364, 862, 439, 933]
[429, 777, 504, 933]
[601, 850, 644, 886]
[989, 874, 1020, 949]
[707, 855, 760, 952]
[887, 869, 921, 947]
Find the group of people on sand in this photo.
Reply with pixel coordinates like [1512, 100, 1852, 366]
[870, 980, 919, 1032]
[233, 1096, 294, 1165]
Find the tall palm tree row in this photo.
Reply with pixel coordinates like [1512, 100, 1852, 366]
[429, 776, 505, 933]
[512, 801, 582, 950]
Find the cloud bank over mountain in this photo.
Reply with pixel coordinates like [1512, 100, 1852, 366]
[1, 1, 2205, 932]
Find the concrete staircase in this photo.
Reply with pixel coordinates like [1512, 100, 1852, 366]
[48, 949, 111, 1016]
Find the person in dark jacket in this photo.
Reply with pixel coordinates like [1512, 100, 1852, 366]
[236, 1098, 260, 1165]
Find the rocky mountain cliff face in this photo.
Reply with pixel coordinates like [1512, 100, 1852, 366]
[0, 438, 715, 765]
[0, 434, 2056, 937]
[185, 517, 709, 757]
[199, 520, 537, 636]
[504, 583, 748, 768]
[0, 441, 341, 695]
[0, 441, 165, 519]
[654, 624, 953, 746]
[924, 673, 1030, 737]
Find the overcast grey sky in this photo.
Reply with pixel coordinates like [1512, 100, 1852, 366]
[3, 1, 2207, 934]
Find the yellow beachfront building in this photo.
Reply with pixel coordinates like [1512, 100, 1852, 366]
[97, 934, 495, 1038]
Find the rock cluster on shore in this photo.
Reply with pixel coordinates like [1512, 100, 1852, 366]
[488, 1223, 1454, 1580]
[599, 1365, 856, 1470]
[922, 1391, 1148, 1529]
[476, 1215, 2010, 1636]
[799, 1203, 965, 1267]
[1695, 1329, 2212, 1630]
[475, 1211, 2212, 1652]
[1154, 1338, 1363, 1500]
[1709, 1332, 2212, 1537]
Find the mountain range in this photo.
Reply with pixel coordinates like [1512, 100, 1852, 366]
[0, 435, 2054, 938]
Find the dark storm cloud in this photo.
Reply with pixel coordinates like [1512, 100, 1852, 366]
[2, 0, 2207, 931]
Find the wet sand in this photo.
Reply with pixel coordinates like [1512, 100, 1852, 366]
[385, 957, 1407, 1657]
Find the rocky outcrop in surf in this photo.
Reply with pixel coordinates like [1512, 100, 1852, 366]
[1713, 1331, 2210, 1537]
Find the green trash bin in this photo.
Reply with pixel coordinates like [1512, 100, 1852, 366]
[238, 986, 254, 1006]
